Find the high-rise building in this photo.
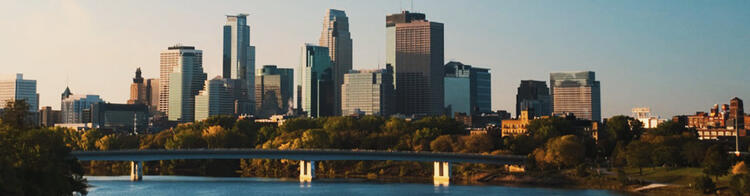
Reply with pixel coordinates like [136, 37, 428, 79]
[516, 80, 551, 118]
[163, 45, 206, 122]
[146, 78, 159, 112]
[386, 11, 444, 116]
[444, 61, 491, 116]
[223, 14, 255, 115]
[0, 74, 39, 117]
[255, 65, 294, 117]
[128, 68, 148, 105]
[729, 97, 744, 130]
[61, 89, 103, 124]
[550, 71, 601, 121]
[39, 106, 61, 127]
[443, 63, 470, 117]
[195, 77, 233, 121]
[299, 44, 334, 117]
[341, 67, 394, 116]
[319, 9, 352, 115]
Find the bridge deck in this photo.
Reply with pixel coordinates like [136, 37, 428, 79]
[71, 149, 526, 165]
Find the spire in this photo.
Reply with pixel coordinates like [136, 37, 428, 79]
[61, 86, 73, 100]
[133, 67, 144, 83]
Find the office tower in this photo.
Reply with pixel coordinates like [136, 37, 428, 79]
[128, 68, 148, 105]
[223, 14, 255, 115]
[319, 9, 352, 115]
[299, 44, 334, 117]
[195, 77, 233, 121]
[444, 61, 492, 116]
[146, 78, 159, 112]
[516, 80, 552, 118]
[39, 106, 61, 126]
[255, 65, 294, 117]
[550, 71, 601, 121]
[443, 62, 470, 117]
[91, 102, 149, 133]
[162, 45, 206, 122]
[729, 97, 744, 130]
[386, 11, 444, 116]
[61, 87, 103, 123]
[0, 74, 38, 117]
[341, 67, 394, 116]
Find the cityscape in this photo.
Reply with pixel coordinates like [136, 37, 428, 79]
[1, 1, 749, 195]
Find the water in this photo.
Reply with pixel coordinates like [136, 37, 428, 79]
[86, 176, 620, 195]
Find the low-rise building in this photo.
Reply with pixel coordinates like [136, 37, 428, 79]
[456, 110, 510, 128]
[91, 102, 149, 133]
[501, 110, 532, 138]
[631, 107, 666, 128]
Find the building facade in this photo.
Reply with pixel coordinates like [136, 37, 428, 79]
[319, 9, 352, 116]
[386, 11, 444, 116]
[341, 68, 394, 116]
[550, 71, 601, 121]
[223, 14, 255, 115]
[91, 102, 149, 133]
[163, 45, 206, 123]
[0, 74, 39, 124]
[255, 65, 294, 118]
[443, 62, 470, 117]
[501, 110, 531, 138]
[127, 68, 159, 112]
[516, 80, 551, 118]
[729, 97, 744, 130]
[683, 98, 746, 140]
[299, 44, 334, 117]
[195, 77, 233, 121]
[631, 107, 666, 128]
[39, 106, 61, 127]
[61, 92, 103, 124]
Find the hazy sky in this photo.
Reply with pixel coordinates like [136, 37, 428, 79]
[1, 0, 748, 118]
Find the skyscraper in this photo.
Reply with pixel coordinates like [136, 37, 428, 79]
[255, 65, 294, 117]
[319, 9, 352, 115]
[550, 71, 601, 121]
[0, 74, 38, 113]
[195, 77, 233, 121]
[128, 68, 147, 105]
[729, 97, 744, 130]
[444, 61, 492, 115]
[61, 88, 102, 124]
[386, 11, 444, 116]
[223, 14, 255, 115]
[299, 44, 334, 117]
[0, 73, 39, 124]
[162, 45, 206, 122]
[516, 80, 552, 118]
[341, 67, 394, 116]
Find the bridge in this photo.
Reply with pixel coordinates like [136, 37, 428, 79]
[71, 149, 526, 185]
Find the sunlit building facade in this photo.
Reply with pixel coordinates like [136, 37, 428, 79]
[299, 44, 333, 117]
[341, 68, 394, 116]
[319, 9, 352, 116]
[550, 71, 601, 121]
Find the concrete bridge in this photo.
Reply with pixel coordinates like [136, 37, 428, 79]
[71, 149, 526, 185]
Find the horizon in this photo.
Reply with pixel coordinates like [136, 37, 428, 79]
[1, 0, 748, 118]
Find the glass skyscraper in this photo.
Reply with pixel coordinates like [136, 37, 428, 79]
[255, 65, 294, 117]
[223, 14, 255, 115]
[164, 45, 206, 122]
[319, 9, 352, 116]
[444, 61, 492, 116]
[0, 74, 39, 124]
[516, 80, 552, 118]
[299, 44, 333, 117]
[550, 71, 601, 121]
[195, 76, 233, 121]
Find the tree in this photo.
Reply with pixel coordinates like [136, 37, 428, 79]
[693, 175, 716, 194]
[604, 115, 642, 145]
[301, 129, 330, 149]
[0, 99, 32, 130]
[729, 174, 750, 195]
[703, 144, 731, 181]
[165, 129, 206, 149]
[625, 141, 651, 175]
[430, 135, 454, 152]
[412, 128, 440, 151]
[458, 134, 494, 153]
[532, 135, 585, 169]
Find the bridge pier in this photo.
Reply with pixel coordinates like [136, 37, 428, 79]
[433, 161, 450, 186]
[299, 160, 315, 182]
[130, 161, 143, 181]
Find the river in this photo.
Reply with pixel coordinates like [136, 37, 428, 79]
[86, 176, 621, 195]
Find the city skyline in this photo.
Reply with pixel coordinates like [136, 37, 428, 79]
[2, 0, 749, 118]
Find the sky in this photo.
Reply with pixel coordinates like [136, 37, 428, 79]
[0, 0, 748, 118]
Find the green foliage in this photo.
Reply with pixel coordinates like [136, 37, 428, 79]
[532, 135, 585, 170]
[0, 100, 88, 195]
[165, 129, 206, 149]
[301, 129, 331, 148]
[0, 99, 33, 130]
[458, 134, 494, 153]
[625, 141, 651, 175]
[703, 144, 730, 180]
[693, 175, 716, 194]
[430, 135, 454, 152]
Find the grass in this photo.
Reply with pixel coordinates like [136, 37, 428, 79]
[623, 167, 732, 186]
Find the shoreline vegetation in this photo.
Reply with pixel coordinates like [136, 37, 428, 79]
[1, 99, 748, 195]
